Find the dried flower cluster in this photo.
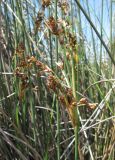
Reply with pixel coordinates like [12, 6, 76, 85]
[35, 12, 44, 31]
[34, 0, 78, 66]
[42, 0, 51, 8]
[78, 98, 98, 110]
[58, 1, 69, 15]
[46, 16, 64, 35]
[14, 42, 52, 101]
[47, 75, 77, 126]
[16, 42, 25, 58]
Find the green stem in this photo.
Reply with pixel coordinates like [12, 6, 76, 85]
[86, 0, 98, 71]
[100, 0, 104, 71]
[71, 0, 79, 159]
[55, 0, 60, 159]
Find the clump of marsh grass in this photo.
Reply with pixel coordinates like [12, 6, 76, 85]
[0, 0, 115, 160]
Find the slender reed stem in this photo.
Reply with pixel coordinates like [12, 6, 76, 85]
[55, 0, 60, 159]
[71, 0, 79, 159]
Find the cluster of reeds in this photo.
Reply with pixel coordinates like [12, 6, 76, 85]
[0, 0, 115, 160]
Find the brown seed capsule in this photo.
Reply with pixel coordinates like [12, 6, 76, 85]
[79, 98, 88, 105]
[42, 0, 51, 8]
[88, 103, 98, 110]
